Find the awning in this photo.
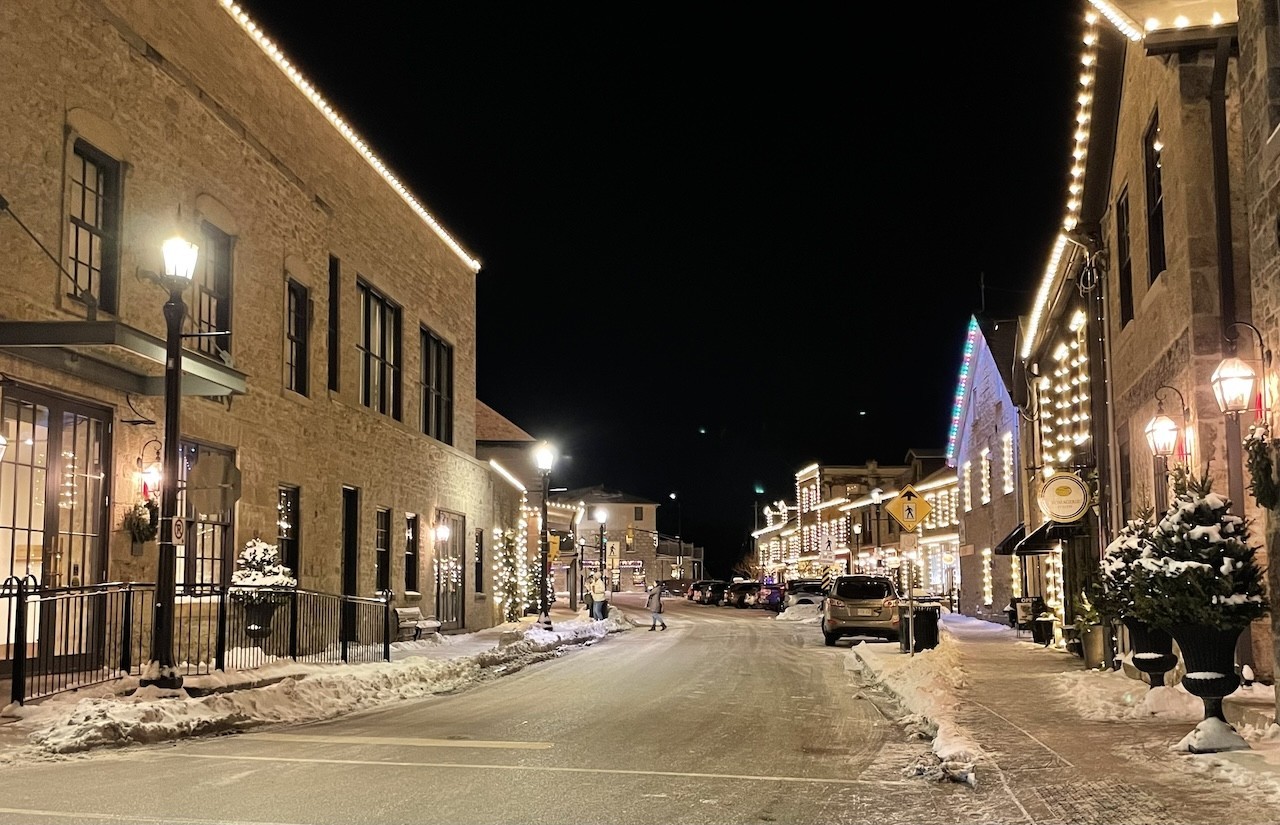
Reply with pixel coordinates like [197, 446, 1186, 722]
[0, 320, 246, 397]
[1009, 519, 1082, 556]
[992, 523, 1025, 556]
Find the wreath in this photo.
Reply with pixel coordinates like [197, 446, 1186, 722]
[1244, 421, 1280, 510]
[122, 499, 159, 543]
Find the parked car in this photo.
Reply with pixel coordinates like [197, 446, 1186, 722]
[753, 582, 783, 611]
[692, 580, 728, 605]
[822, 575, 900, 645]
[723, 581, 761, 608]
[686, 579, 717, 601]
[783, 579, 827, 609]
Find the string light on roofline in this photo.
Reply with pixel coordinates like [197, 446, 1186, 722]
[218, 0, 481, 274]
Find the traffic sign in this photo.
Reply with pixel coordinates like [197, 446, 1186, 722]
[885, 484, 931, 533]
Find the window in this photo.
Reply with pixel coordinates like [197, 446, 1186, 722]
[376, 508, 391, 592]
[277, 485, 300, 577]
[473, 528, 484, 593]
[962, 462, 973, 512]
[420, 327, 453, 443]
[1001, 431, 1015, 495]
[1144, 113, 1167, 283]
[189, 221, 233, 360]
[66, 140, 121, 314]
[1118, 427, 1133, 523]
[357, 280, 401, 419]
[1116, 188, 1134, 324]
[285, 279, 310, 396]
[327, 255, 340, 391]
[405, 514, 419, 592]
[177, 441, 235, 588]
[633, 506, 643, 521]
[980, 448, 992, 505]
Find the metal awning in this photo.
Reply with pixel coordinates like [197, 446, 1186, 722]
[1006, 520, 1083, 557]
[0, 320, 246, 397]
[992, 523, 1026, 556]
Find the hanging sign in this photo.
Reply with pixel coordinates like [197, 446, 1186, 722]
[1038, 471, 1090, 523]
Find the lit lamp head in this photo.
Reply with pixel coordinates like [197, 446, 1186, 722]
[594, 506, 606, 526]
[161, 236, 199, 285]
[870, 487, 883, 505]
[1144, 406, 1180, 457]
[852, 523, 862, 536]
[434, 523, 451, 543]
[1211, 355, 1257, 415]
[534, 441, 555, 475]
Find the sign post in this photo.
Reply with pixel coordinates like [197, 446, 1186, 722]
[886, 486, 931, 657]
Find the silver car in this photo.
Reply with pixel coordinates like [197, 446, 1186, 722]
[822, 575, 900, 645]
[783, 579, 827, 609]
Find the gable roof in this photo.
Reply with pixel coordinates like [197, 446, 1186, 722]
[475, 400, 536, 443]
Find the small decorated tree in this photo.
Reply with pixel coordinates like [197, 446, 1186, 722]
[229, 537, 297, 605]
[1094, 509, 1156, 623]
[492, 527, 530, 623]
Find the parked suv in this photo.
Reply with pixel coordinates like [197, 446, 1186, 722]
[822, 575, 900, 645]
[783, 579, 827, 609]
[723, 581, 761, 608]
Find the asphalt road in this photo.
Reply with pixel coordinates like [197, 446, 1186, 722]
[0, 595, 1016, 825]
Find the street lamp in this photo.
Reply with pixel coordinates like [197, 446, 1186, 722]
[852, 523, 862, 573]
[1145, 385, 1188, 514]
[595, 506, 607, 591]
[534, 441, 555, 630]
[1213, 321, 1271, 514]
[870, 487, 884, 556]
[141, 235, 199, 689]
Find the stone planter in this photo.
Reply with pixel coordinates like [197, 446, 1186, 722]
[1169, 623, 1249, 753]
[1122, 617, 1177, 689]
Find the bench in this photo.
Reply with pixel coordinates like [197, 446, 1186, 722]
[394, 606, 442, 641]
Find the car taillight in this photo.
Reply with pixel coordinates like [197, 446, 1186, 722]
[883, 597, 898, 609]
[827, 598, 845, 609]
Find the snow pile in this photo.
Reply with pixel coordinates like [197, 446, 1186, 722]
[0, 613, 628, 763]
[1051, 667, 1202, 721]
[774, 603, 822, 623]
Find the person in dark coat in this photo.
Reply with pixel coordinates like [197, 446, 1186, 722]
[645, 581, 667, 631]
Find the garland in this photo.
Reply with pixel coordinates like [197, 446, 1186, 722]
[1244, 421, 1280, 510]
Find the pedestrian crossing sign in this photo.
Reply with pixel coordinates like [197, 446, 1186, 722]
[885, 484, 931, 533]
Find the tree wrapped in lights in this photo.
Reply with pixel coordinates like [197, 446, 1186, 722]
[493, 525, 531, 623]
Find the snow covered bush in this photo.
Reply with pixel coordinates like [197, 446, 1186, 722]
[229, 538, 297, 605]
[1126, 474, 1268, 631]
[1094, 510, 1156, 621]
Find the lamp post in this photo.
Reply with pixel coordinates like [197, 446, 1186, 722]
[534, 442, 555, 630]
[595, 506, 607, 592]
[1213, 321, 1271, 516]
[141, 236, 199, 689]
[852, 523, 862, 573]
[870, 487, 883, 562]
[1145, 385, 1187, 515]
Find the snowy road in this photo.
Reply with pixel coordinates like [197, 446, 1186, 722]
[0, 595, 1028, 824]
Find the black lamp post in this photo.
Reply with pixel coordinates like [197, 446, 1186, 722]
[534, 442, 554, 630]
[141, 236, 199, 689]
[594, 506, 607, 591]
[1144, 385, 1187, 515]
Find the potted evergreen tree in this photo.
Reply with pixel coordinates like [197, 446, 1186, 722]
[1096, 511, 1178, 687]
[229, 538, 297, 640]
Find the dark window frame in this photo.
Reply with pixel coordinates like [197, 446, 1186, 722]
[189, 221, 233, 360]
[67, 139, 121, 314]
[1116, 188, 1134, 325]
[420, 326, 454, 444]
[277, 484, 300, 578]
[405, 514, 419, 593]
[376, 507, 391, 593]
[473, 528, 484, 593]
[285, 278, 310, 396]
[1143, 111, 1167, 283]
[357, 280, 402, 420]
[176, 439, 236, 589]
[327, 255, 340, 392]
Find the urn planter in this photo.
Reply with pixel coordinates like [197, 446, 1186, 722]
[242, 601, 280, 640]
[1122, 617, 1177, 689]
[1169, 623, 1249, 754]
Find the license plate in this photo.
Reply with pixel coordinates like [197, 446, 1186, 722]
[856, 608, 876, 617]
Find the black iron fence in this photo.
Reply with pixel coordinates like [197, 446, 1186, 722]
[1, 578, 393, 706]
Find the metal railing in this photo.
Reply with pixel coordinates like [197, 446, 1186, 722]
[1, 579, 393, 706]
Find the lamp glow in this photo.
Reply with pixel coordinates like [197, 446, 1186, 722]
[1144, 411, 1179, 457]
[1211, 356, 1257, 414]
[161, 237, 199, 282]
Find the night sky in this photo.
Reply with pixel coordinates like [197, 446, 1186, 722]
[233, 2, 1085, 573]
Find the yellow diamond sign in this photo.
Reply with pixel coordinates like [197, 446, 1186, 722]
[885, 484, 931, 533]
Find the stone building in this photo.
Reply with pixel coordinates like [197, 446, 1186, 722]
[0, 0, 521, 660]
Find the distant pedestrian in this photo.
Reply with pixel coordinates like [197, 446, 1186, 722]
[591, 574, 609, 620]
[645, 581, 667, 631]
[583, 577, 595, 617]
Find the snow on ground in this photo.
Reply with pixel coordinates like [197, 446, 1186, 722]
[0, 610, 634, 764]
[774, 603, 822, 623]
[848, 611, 1280, 796]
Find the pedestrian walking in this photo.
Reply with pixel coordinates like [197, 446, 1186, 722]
[645, 581, 667, 631]
[590, 573, 609, 620]
[583, 577, 595, 617]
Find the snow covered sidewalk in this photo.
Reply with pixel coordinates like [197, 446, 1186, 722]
[0, 609, 634, 764]
[845, 612, 1280, 817]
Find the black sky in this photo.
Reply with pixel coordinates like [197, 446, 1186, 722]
[233, 2, 1084, 573]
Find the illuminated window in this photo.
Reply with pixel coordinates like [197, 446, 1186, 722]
[1001, 431, 1015, 495]
[980, 448, 992, 505]
[1144, 111, 1167, 283]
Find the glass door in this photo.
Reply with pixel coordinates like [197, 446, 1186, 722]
[433, 511, 464, 631]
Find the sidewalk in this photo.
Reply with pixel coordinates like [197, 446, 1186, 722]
[848, 613, 1280, 823]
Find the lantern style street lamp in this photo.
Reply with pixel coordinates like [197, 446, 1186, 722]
[141, 236, 199, 689]
[534, 442, 555, 630]
[1144, 387, 1183, 516]
[1211, 356, 1257, 416]
[1214, 322, 1271, 515]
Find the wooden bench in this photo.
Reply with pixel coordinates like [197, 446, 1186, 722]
[394, 606, 442, 641]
